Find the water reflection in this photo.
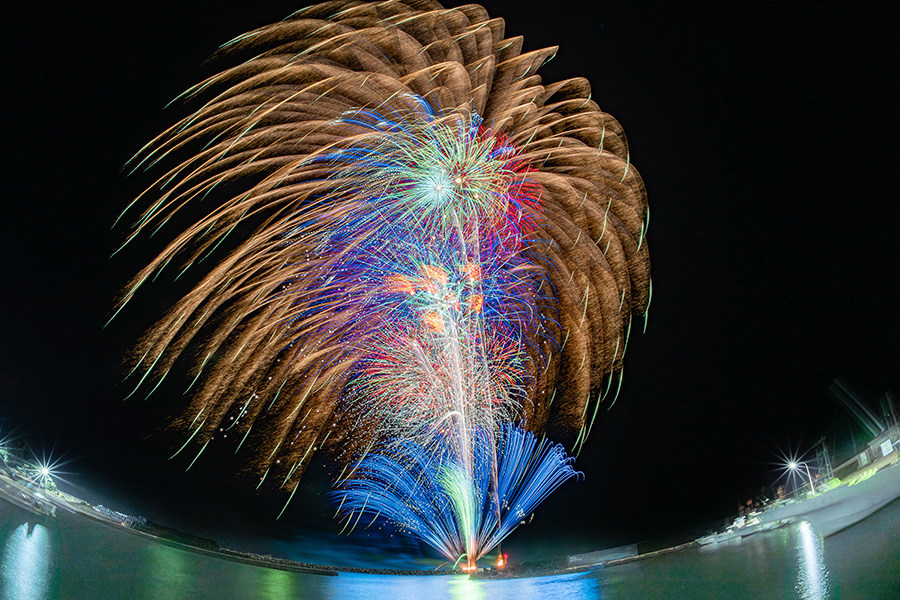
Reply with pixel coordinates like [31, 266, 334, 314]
[794, 520, 830, 600]
[0, 521, 57, 600]
[323, 571, 600, 600]
[142, 543, 191, 599]
[255, 566, 299, 599]
[493, 572, 601, 600]
[0, 497, 896, 599]
[448, 575, 485, 600]
[324, 573, 462, 600]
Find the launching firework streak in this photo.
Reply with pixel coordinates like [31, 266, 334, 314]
[117, 0, 649, 566]
[333, 423, 580, 569]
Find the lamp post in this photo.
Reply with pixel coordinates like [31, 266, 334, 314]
[789, 461, 816, 493]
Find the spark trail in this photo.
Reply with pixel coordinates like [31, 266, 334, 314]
[117, 0, 650, 569]
[321, 104, 562, 566]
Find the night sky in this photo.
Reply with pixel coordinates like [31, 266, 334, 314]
[2, 1, 897, 560]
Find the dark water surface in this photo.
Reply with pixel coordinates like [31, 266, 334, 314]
[1, 497, 897, 599]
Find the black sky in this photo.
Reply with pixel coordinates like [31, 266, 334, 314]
[2, 0, 897, 558]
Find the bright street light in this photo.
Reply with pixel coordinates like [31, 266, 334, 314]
[789, 461, 816, 493]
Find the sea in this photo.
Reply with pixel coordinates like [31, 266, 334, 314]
[0, 496, 897, 599]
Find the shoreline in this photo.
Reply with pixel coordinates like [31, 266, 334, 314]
[0, 451, 711, 580]
[0, 462, 698, 580]
[0, 458, 471, 577]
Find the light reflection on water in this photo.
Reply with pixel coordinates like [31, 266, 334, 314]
[331, 572, 600, 600]
[254, 566, 299, 599]
[142, 542, 191, 600]
[0, 520, 57, 600]
[488, 572, 601, 600]
[0, 498, 896, 599]
[447, 575, 485, 600]
[794, 520, 830, 600]
[332, 573, 479, 600]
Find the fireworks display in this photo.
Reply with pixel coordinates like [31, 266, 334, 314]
[117, 0, 650, 567]
[333, 423, 579, 569]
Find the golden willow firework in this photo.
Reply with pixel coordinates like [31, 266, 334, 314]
[117, 0, 650, 516]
